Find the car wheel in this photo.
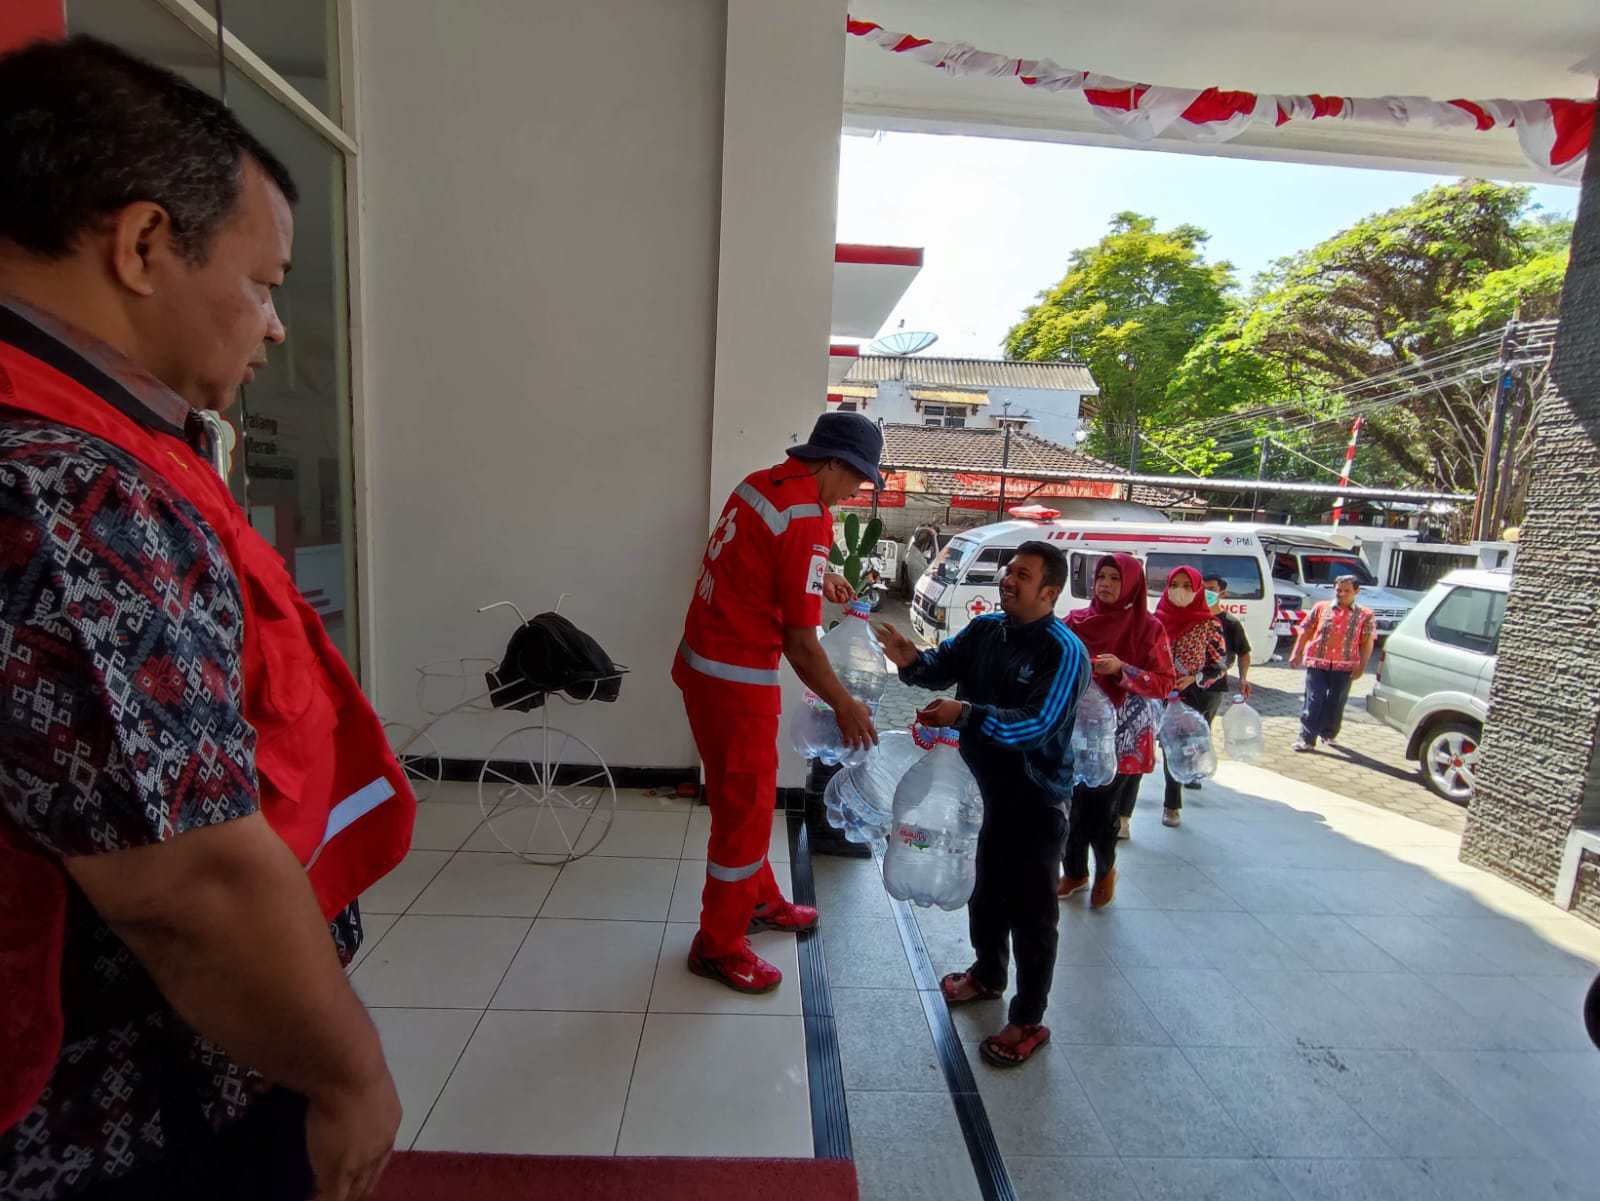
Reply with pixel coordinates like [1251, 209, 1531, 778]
[1419, 720, 1480, 805]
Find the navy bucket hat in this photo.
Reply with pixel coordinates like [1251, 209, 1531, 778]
[786, 412, 885, 489]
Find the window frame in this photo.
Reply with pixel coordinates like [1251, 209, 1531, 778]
[1144, 552, 1266, 601]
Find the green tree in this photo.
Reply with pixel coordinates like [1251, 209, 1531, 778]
[1004, 213, 1234, 472]
[1167, 181, 1568, 528]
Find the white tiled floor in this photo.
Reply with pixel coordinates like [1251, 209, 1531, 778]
[353, 784, 813, 1158]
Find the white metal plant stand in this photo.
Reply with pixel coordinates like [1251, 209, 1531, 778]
[384, 598, 624, 865]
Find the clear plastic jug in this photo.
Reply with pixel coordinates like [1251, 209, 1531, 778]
[788, 600, 891, 767]
[1071, 679, 1118, 788]
[823, 729, 928, 853]
[1158, 691, 1217, 784]
[1221, 695, 1264, 764]
[882, 728, 983, 910]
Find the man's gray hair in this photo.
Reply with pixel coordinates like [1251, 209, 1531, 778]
[1335, 574, 1360, 589]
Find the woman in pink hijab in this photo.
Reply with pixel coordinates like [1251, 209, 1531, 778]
[1153, 566, 1229, 828]
[1059, 554, 1174, 907]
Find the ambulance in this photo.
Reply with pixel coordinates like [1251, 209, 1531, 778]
[908, 514, 1277, 658]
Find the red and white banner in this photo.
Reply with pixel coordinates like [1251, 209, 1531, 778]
[847, 17, 1594, 181]
[838, 470, 1119, 508]
[950, 473, 1120, 502]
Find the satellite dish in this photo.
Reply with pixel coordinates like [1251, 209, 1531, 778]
[868, 330, 939, 356]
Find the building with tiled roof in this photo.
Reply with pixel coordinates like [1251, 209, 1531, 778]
[831, 355, 1097, 449]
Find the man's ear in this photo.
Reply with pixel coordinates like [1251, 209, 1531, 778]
[108, 202, 173, 298]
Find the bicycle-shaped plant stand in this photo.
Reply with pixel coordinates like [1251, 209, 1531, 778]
[383, 598, 625, 866]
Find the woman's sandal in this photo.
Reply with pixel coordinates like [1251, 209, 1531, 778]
[979, 1025, 1051, 1069]
[939, 971, 1001, 1005]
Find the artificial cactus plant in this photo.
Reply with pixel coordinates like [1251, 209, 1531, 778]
[829, 512, 883, 591]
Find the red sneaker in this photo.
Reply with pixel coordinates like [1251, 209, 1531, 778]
[688, 934, 783, 994]
[747, 900, 819, 935]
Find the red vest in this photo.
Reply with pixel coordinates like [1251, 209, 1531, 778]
[0, 333, 416, 1131]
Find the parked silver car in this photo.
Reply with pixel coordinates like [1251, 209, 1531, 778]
[1367, 568, 1510, 803]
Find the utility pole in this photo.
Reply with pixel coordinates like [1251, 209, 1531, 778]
[1489, 378, 1525, 537]
[1475, 319, 1518, 542]
[996, 409, 1013, 522]
[1253, 438, 1270, 520]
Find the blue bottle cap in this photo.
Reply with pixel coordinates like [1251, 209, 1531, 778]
[846, 600, 872, 618]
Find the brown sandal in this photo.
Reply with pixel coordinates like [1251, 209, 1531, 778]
[939, 971, 1001, 1005]
[979, 1025, 1051, 1068]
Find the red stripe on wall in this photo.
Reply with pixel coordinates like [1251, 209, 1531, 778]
[834, 243, 925, 268]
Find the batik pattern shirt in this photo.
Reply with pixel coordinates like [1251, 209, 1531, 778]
[0, 299, 360, 1198]
[1301, 601, 1376, 671]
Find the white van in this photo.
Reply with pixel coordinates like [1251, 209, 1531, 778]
[908, 519, 1276, 658]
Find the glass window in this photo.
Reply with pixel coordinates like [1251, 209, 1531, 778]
[932, 538, 980, 584]
[222, 0, 341, 120]
[1069, 552, 1096, 598]
[1145, 553, 1265, 600]
[1426, 586, 1508, 655]
[922, 404, 968, 428]
[962, 547, 1016, 586]
[67, 0, 225, 97]
[224, 71, 357, 664]
[1272, 553, 1300, 582]
[1299, 554, 1377, 586]
[62, 0, 358, 670]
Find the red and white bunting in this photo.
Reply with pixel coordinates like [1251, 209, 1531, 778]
[847, 17, 1594, 181]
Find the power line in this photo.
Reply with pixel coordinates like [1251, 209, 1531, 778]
[1162, 322, 1555, 443]
[1172, 340, 1507, 440]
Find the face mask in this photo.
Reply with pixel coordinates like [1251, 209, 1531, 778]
[1205, 590, 1219, 607]
[1168, 588, 1193, 606]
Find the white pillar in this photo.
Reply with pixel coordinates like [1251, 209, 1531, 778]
[711, 0, 848, 784]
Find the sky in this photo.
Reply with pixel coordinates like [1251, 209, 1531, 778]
[835, 132, 1578, 358]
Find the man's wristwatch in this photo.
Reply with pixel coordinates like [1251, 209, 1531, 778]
[953, 701, 972, 729]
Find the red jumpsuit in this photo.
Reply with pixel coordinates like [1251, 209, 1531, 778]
[672, 463, 833, 956]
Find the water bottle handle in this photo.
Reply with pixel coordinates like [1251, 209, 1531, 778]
[911, 722, 937, 750]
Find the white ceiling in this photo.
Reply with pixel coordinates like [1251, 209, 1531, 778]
[843, 0, 1598, 179]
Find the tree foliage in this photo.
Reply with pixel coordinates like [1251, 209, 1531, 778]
[1004, 213, 1234, 472]
[1004, 183, 1570, 530]
[1165, 182, 1568, 525]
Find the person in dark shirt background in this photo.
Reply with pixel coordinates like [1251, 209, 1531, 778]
[1203, 575, 1254, 703]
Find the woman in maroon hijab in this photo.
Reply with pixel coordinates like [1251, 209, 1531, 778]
[1153, 566, 1229, 828]
[1058, 554, 1174, 907]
